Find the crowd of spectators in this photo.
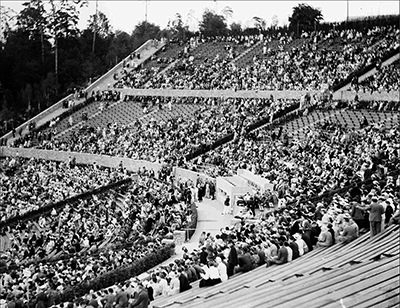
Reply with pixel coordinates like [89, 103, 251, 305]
[27, 97, 298, 167]
[112, 26, 399, 92]
[0, 157, 128, 221]
[39, 170, 399, 308]
[0, 23, 399, 308]
[352, 59, 400, 94]
[196, 104, 400, 206]
[0, 166, 195, 305]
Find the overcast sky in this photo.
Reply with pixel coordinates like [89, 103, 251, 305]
[3, 1, 399, 33]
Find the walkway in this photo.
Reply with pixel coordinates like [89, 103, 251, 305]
[138, 198, 232, 279]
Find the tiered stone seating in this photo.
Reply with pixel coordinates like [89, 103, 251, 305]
[142, 43, 186, 71]
[41, 101, 104, 136]
[58, 99, 204, 140]
[139, 102, 203, 125]
[277, 108, 400, 141]
[150, 225, 400, 308]
[72, 100, 143, 128]
[188, 41, 239, 65]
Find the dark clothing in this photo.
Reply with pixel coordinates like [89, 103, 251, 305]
[200, 250, 208, 265]
[238, 254, 253, 272]
[257, 249, 266, 265]
[227, 246, 238, 277]
[146, 286, 154, 302]
[302, 233, 313, 252]
[289, 242, 300, 260]
[130, 289, 149, 308]
[179, 273, 192, 293]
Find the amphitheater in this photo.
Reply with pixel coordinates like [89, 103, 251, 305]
[0, 21, 399, 308]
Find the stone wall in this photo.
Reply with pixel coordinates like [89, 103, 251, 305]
[0, 146, 163, 173]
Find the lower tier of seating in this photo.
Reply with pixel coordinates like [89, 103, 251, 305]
[151, 225, 400, 308]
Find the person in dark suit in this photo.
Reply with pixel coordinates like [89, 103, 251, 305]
[130, 283, 150, 308]
[227, 241, 238, 277]
[199, 246, 208, 265]
[366, 196, 385, 237]
[178, 267, 192, 293]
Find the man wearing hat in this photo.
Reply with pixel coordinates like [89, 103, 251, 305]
[365, 196, 385, 238]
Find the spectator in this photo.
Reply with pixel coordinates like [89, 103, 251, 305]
[366, 195, 385, 237]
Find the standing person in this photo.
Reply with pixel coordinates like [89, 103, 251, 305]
[227, 241, 238, 277]
[351, 200, 365, 230]
[366, 196, 385, 237]
[209, 181, 216, 200]
[223, 196, 231, 215]
[198, 232, 206, 247]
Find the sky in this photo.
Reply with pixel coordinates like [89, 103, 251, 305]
[2, 1, 399, 33]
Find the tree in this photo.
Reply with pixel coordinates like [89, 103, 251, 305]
[253, 16, 266, 32]
[221, 6, 233, 22]
[289, 3, 323, 35]
[131, 20, 161, 43]
[199, 8, 227, 37]
[17, 0, 48, 66]
[88, 10, 112, 53]
[171, 13, 187, 41]
[230, 22, 242, 36]
[271, 14, 279, 29]
[0, 5, 17, 42]
[186, 9, 198, 32]
[48, 0, 88, 95]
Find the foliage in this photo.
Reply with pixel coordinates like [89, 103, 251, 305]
[221, 6, 233, 21]
[289, 3, 323, 34]
[253, 16, 267, 31]
[87, 10, 112, 39]
[271, 14, 279, 29]
[199, 8, 228, 37]
[230, 22, 242, 36]
[59, 243, 175, 301]
[132, 20, 161, 43]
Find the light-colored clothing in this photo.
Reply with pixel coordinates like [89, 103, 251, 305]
[168, 277, 180, 296]
[217, 262, 228, 282]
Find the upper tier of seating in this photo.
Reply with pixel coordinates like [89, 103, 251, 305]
[112, 26, 399, 91]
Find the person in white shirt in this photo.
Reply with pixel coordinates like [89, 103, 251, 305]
[284, 242, 293, 262]
[294, 233, 308, 256]
[157, 272, 169, 297]
[215, 257, 228, 282]
[168, 272, 180, 296]
[199, 261, 222, 287]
